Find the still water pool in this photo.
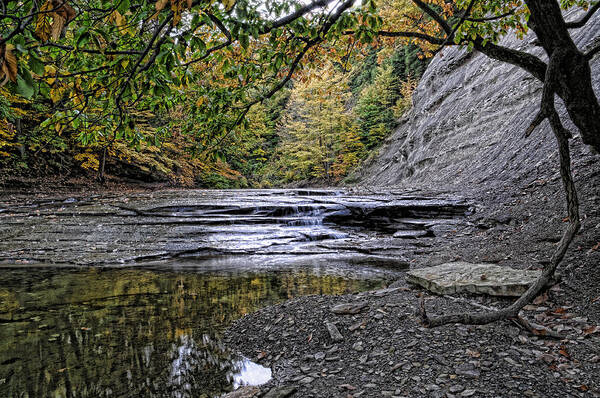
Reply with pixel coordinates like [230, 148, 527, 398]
[0, 264, 391, 397]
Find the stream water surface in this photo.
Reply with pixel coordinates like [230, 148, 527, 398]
[0, 189, 470, 397]
[0, 265, 389, 397]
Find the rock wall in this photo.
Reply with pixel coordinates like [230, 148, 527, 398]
[359, 8, 600, 190]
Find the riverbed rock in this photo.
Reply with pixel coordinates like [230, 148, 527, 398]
[0, 189, 468, 266]
[392, 230, 432, 239]
[262, 386, 297, 398]
[406, 262, 542, 296]
[324, 321, 344, 342]
[331, 302, 369, 314]
[222, 386, 261, 398]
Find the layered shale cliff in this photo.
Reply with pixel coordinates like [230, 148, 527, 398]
[360, 8, 600, 191]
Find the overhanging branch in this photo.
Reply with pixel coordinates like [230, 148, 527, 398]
[474, 39, 547, 82]
[585, 41, 600, 60]
[412, 0, 453, 36]
[565, 1, 600, 28]
[374, 30, 446, 45]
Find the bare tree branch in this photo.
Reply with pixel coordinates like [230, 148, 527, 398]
[474, 39, 547, 82]
[525, 49, 567, 137]
[180, 12, 233, 67]
[374, 30, 446, 45]
[465, 9, 516, 23]
[36, 42, 144, 56]
[585, 41, 600, 60]
[423, 95, 580, 328]
[412, 0, 453, 36]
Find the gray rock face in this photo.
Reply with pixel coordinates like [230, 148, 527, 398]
[406, 262, 542, 296]
[359, 8, 600, 189]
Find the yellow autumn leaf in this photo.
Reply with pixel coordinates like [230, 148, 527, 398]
[74, 153, 100, 171]
[222, 0, 236, 11]
[50, 87, 62, 103]
[44, 65, 57, 85]
[109, 10, 127, 34]
[171, 0, 184, 25]
[36, 1, 53, 42]
[0, 45, 18, 85]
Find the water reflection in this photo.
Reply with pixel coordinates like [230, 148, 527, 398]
[0, 266, 387, 397]
[232, 359, 271, 389]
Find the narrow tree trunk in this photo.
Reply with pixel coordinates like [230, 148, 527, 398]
[420, 0, 594, 329]
[98, 146, 107, 183]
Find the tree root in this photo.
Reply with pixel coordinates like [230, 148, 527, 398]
[510, 315, 564, 339]
[420, 106, 581, 328]
[418, 292, 565, 339]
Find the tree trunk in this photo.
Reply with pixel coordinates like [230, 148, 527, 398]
[525, 0, 600, 152]
[98, 146, 107, 183]
[422, 0, 593, 328]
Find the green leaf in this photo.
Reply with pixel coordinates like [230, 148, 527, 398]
[76, 29, 91, 47]
[16, 75, 35, 99]
[117, 0, 130, 15]
[28, 55, 45, 76]
[240, 34, 249, 50]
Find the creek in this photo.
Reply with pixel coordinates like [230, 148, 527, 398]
[0, 189, 470, 397]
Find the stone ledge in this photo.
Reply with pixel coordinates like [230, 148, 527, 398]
[406, 262, 542, 296]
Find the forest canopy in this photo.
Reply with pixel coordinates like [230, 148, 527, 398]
[0, 0, 598, 185]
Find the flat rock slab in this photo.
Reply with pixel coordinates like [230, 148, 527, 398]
[406, 262, 542, 296]
[331, 302, 368, 314]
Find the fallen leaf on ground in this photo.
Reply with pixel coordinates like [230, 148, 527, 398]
[466, 349, 480, 358]
[533, 293, 548, 305]
[583, 325, 599, 335]
[558, 346, 570, 359]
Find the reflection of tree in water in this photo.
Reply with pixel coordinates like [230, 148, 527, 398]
[0, 268, 384, 397]
[167, 334, 244, 398]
